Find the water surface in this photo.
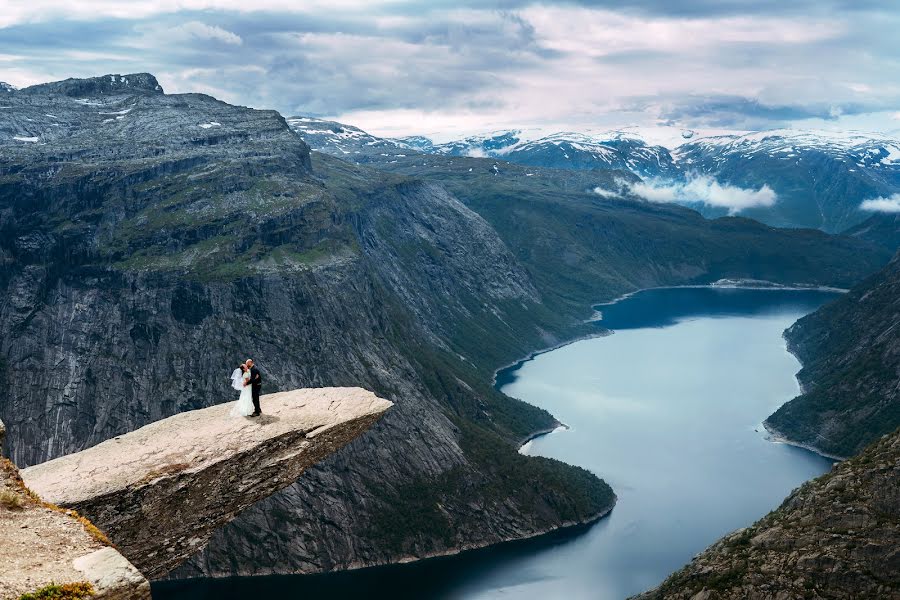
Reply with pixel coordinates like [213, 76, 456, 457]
[155, 287, 837, 600]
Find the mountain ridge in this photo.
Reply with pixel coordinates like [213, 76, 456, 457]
[292, 117, 900, 233]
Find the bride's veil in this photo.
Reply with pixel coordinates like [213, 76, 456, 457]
[230, 368, 244, 391]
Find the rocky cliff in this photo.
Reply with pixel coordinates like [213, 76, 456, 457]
[1, 458, 151, 600]
[21, 388, 391, 579]
[0, 74, 887, 580]
[0, 73, 614, 578]
[633, 428, 900, 600]
[766, 250, 900, 458]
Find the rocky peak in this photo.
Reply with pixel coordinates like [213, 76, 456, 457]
[20, 388, 392, 579]
[20, 72, 163, 97]
[0, 82, 17, 92]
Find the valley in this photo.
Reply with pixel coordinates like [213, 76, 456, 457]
[1, 72, 898, 599]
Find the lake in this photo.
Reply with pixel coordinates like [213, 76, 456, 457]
[154, 286, 838, 600]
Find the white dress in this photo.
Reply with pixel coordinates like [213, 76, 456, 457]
[230, 370, 255, 417]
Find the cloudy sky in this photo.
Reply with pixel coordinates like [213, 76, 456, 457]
[2, 0, 899, 138]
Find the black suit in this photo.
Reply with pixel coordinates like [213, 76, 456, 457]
[249, 365, 262, 414]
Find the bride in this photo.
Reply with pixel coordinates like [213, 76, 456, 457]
[230, 363, 255, 417]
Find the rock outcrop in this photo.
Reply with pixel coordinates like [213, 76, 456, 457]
[1, 73, 883, 579]
[20, 388, 391, 580]
[1, 458, 150, 600]
[766, 250, 900, 457]
[634, 429, 900, 599]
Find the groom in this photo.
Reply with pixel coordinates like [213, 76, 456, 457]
[246, 358, 263, 416]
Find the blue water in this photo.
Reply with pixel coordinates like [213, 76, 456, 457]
[155, 287, 838, 600]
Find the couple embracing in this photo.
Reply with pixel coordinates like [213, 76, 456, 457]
[230, 359, 263, 417]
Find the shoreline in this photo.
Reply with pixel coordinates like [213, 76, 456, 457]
[491, 329, 612, 387]
[499, 280, 849, 456]
[158, 282, 842, 587]
[518, 424, 569, 453]
[159, 503, 617, 583]
[761, 421, 847, 462]
[766, 331, 847, 462]
[594, 280, 848, 309]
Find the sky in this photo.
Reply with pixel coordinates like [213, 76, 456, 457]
[1, 1, 899, 139]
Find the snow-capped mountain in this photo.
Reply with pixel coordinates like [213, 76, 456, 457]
[287, 115, 900, 237]
[676, 130, 900, 232]
[411, 129, 680, 178]
[677, 129, 900, 182]
[418, 127, 900, 233]
[286, 116, 413, 159]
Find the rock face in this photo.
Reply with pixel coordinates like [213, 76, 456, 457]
[633, 429, 900, 600]
[766, 250, 900, 457]
[21, 388, 391, 579]
[1, 458, 151, 600]
[0, 73, 883, 579]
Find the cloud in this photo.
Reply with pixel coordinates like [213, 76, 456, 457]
[593, 186, 620, 198]
[654, 95, 872, 129]
[173, 22, 243, 45]
[860, 194, 900, 213]
[0, 2, 899, 136]
[629, 174, 777, 214]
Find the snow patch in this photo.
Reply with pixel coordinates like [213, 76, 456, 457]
[880, 144, 900, 165]
[13, 135, 39, 142]
[198, 122, 222, 129]
[99, 107, 132, 116]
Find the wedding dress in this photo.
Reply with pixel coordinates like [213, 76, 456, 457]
[230, 368, 255, 417]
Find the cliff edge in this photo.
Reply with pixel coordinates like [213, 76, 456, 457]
[1, 458, 150, 600]
[20, 388, 392, 580]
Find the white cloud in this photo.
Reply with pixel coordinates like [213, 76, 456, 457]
[593, 186, 620, 198]
[2, 2, 900, 137]
[173, 21, 242, 45]
[860, 193, 900, 213]
[520, 6, 844, 58]
[0, 1, 401, 28]
[629, 174, 777, 214]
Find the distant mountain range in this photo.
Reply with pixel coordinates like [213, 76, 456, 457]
[289, 118, 900, 239]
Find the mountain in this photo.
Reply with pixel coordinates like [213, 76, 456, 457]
[765, 251, 900, 458]
[634, 427, 900, 599]
[285, 116, 412, 159]
[0, 74, 615, 577]
[288, 119, 890, 310]
[844, 212, 900, 251]
[676, 130, 900, 232]
[388, 126, 900, 235]
[0, 77, 890, 581]
[401, 129, 681, 178]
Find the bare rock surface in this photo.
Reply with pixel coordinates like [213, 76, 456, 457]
[21, 387, 391, 579]
[0, 458, 150, 600]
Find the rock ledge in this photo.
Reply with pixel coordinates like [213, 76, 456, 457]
[21, 387, 392, 579]
[1, 458, 150, 600]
